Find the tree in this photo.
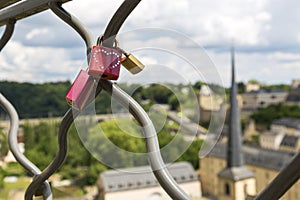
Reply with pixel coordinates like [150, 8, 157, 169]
[142, 84, 173, 104]
[0, 167, 4, 189]
[168, 94, 179, 110]
[23, 122, 57, 169]
[251, 103, 300, 127]
[0, 81, 71, 118]
[0, 127, 8, 158]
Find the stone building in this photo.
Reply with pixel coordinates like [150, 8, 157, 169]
[286, 80, 300, 106]
[259, 131, 285, 150]
[199, 144, 299, 199]
[96, 162, 201, 200]
[271, 117, 300, 136]
[199, 48, 300, 200]
[279, 135, 300, 153]
[242, 90, 288, 111]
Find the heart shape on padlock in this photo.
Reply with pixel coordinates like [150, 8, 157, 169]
[88, 45, 122, 80]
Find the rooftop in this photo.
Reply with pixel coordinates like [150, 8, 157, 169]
[244, 89, 287, 94]
[207, 143, 295, 171]
[98, 162, 198, 193]
[272, 117, 300, 130]
[280, 135, 300, 148]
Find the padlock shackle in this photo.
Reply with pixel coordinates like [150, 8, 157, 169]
[97, 35, 119, 48]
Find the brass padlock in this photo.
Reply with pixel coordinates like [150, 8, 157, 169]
[120, 50, 145, 74]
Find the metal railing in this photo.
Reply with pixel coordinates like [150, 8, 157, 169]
[1, 0, 299, 200]
[1, 0, 190, 199]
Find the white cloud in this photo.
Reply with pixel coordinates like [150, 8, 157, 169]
[208, 50, 300, 86]
[25, 28, 50, 40]
[1, 0, 300, 85]
[0, 41, 82, 82]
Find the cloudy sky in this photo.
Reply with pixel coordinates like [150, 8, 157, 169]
[1, 0, 300, 86]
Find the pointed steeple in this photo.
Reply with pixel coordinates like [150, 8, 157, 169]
[216, 47, 256, 200]
[227, 46, 244, 168]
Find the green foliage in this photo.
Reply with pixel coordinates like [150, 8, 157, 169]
[141, 84, 173, 104]
[251, 103, 300, 127]
[0, 81, 71, 118]
[23, 122, 58, 170]
[237, 82, 245, 94]
[192, 81, 204, 90]
[260, 83, 291, 91]
[248, 79, 260, 84]
[21, 116, 203, 189]
[3, 162, 24, 177]
[0, 127, 9, 158]
[168, 94, 179, 110]
[177, 139, 203, 169]
[0, 167, 4, 188]
[251, 134, 260, 145]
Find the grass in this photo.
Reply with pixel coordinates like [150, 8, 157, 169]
[53, 186, 85, 197]
[0, 176, 30, 199]
[0, 176, 85, 199]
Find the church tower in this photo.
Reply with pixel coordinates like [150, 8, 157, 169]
[217, 47, 256, 200]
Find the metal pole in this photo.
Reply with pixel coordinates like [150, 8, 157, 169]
[255, 151, 300, 200]
[0, 19, 15, 52]
[48, 1, 94, 62]
[24, 2, 95, 199]
[26, 0, 191, 199]
[99, 80, 191, 200]
[0, 93, 52, 200]
[0, 0, 71, 27]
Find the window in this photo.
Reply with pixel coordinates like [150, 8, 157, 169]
[271, 95, 277, 99]
[244, 183, 248, 195]
[265, 172, 269, 179]
[148, 192, 163, 200]
[225, 183, 230, 195]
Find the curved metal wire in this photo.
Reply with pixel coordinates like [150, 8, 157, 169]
[26, 0, 191, 199]
[102, 0, 141, 47]
[25, 108, 79, 200]
[48, 1, 94, 62]
[0, 19, 16, 51]
[255, 151, 300, 200]
[24, 2, 94, 199]
[99, 80, 191, 200]
[0, 93, 52, 200]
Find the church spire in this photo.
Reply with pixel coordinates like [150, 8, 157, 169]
[227, 46, 244, 168]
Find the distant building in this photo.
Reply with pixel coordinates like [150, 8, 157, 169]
[245, 82, 260, 92]
[271, 117, 300, 135]
[291, 79, 300, 89]
[259, 131, 285, 150]
[200, 48, 256, 200]
[279, 135, 300, 153]
[242, 90, 288, 111]
[199, 143, 299, 200]
[199, 49, 300, 200]
[286, 79, 300, 106]
[96, 162, 201, 200]
[199, 85, 225, 124]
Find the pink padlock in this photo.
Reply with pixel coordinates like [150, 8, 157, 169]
[66, 70, 96, 110]
[88, 36, 122, 80]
